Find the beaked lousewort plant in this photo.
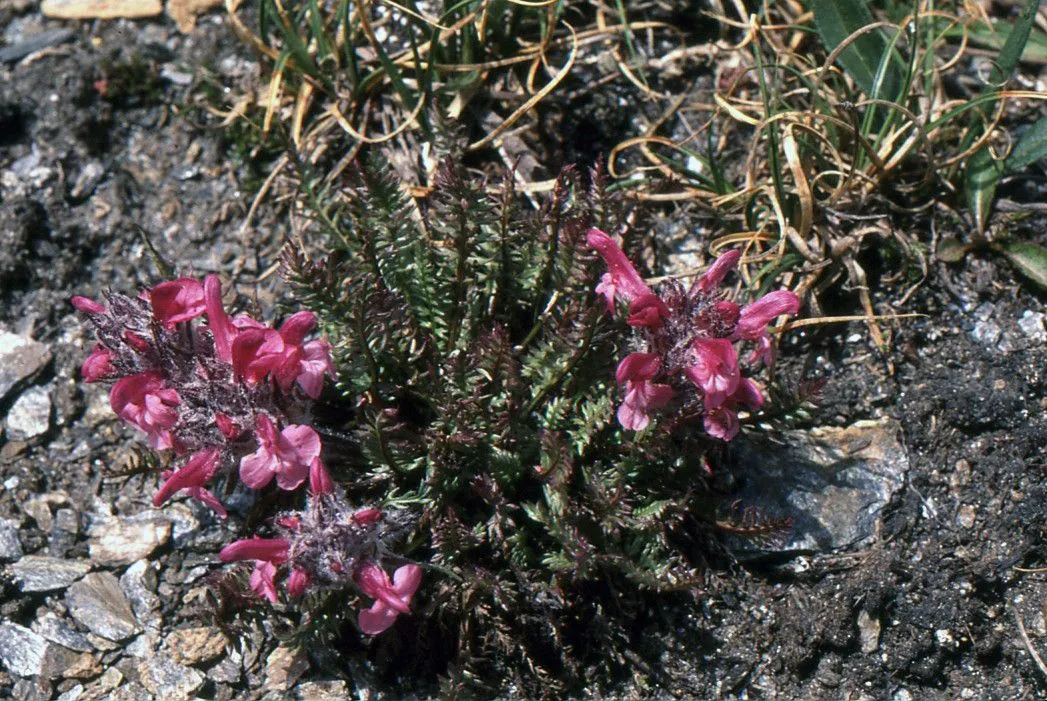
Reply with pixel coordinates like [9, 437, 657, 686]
[75, 158, 802, 694]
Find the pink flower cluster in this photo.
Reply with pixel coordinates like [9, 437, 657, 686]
[588, 229, 801, 440]
[219, 505, 422, 634]
[75, 276, 424, 634]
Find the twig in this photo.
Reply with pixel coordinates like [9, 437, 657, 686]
[1015, 609, 1047, 681]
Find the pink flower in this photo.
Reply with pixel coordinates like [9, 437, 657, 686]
[286, 568, 310, 598]
[239, 414, 321, 491]
[220, 537, 291, 564]
[250, 561, 279, 603]
[149, 278, 205, 328]
[587, 228, 653, 312]
[614, 352, 675, 431]
[735, 291, 801, 340]
[81, 344, 115, 382]
[686, 338, 740, 407]
[702, 378, 764, 441]
[626, 293, 669, 329]
[232, 313, 334, 399]
[354, 562, 422, 635]
[309, 457, 334, 496]
[203, 275, 238, 363]
[352, 508, 382, 526]
[71, 295, 106, 314]
[214, 413, 241, 440]
[109, 372, 181, 450]
[692, 250, 741, 294]
[153, 448, 226, 518]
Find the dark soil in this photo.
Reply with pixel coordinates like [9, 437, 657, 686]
[2, 7, 1047, 701]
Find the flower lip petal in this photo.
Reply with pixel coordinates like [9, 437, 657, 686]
[692, 250, 741, 295]
[219, 537, 290, 564]
[71, 295, 106, 314]
[586, 228, 653, 304]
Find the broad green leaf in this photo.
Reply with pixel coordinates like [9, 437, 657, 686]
[963, 0, 1040, 232]
[809, 0, 904, 100]
[936, 237, 974, 264]
[1005, 115, 1047, 174]
[997, 241, 1047, 290]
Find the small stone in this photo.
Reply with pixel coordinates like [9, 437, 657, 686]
[119, 560, 160, 627]
[0, 331, 52, 405]
[124, 629, 161, 658]
[0, 518, 23, 561]
[32, 612, 93, 652]
[297, 680, 350, 700]
[10, 677, 52, 701]
[857, 610, 880, 653]
[5, 385, 52, 440]
[80, 667, 122, 701]
[1018, 310, 1047, 342]
[957, 504, 977, 529]
[166, 0, 221, 32]
[264, 645, 309, 692]
[23, 492, 70, 532]
[66, 572, 140, 642]
[106, 682, 152, 701]
[208, 647, 242, 684]
[56, 684, 85, 701]
[162, 627, 227, 666]
[62, 652, 102, 679]
[88, 514, 171, 567]
[9, 555, 90, 592]
[0, 623, 52, 677]
[970, 319, 1001, 346]
[69, 161, 105, 200]
[41, 0, 162, 18]
[136, 653, 204, 700]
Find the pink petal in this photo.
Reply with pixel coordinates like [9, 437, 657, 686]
[689, 338, 740, 399]
[704, 406, 740, 441]
[692, 250, 741, 294]
[736, 291, 800, 340]
[71, 295, 106, 314]
[219, 537, 290, 563]
[287, 568, 310, 598]
[309, 457, 333, 496]
[250, 560, 279, 603]
[239, 449, 276, 489]
[614, 352, 661, 385]
[278, 311, 317, 345]
[358, 601, 398, 635]
[81, 344, 115, 382]
[153, 448, 221, 507]
[279, 424, 322, 464]
[204, 275, 236, 362]
[586, 228, 652, 304]
[188, 486, 228, 519]
[626, 294, 669, 329]
[150, 278, 205, 328]
[391, 564, 422, 600]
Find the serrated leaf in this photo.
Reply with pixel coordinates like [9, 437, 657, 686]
[809, 0, 904, 100]
[936, 237, 974, 263]
[998, 241, 1047, 290]
[1005, 115, 1047, 174]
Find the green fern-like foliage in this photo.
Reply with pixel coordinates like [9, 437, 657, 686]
[281, 155, 743, 693]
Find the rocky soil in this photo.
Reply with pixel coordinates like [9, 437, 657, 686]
[2, 4, 1047, 701]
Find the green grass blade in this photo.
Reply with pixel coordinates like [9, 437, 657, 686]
[945, 19, 1047, 64]
[808, 0, 904, 100]
[1005, 115, 1047, 174]
[990, 0, 1039, 84]
[997, 240, 1047, 290]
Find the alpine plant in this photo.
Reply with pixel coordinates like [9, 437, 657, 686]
[73, 276, 421, 634]
[588, 228, 801, 440]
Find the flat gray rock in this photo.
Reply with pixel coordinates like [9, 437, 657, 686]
[6, 384, 52, 440]
[88, 514, 171, 567]
[32, 612, 94, 652]
[9, 555, 90, 592]
[119, 560, 161, 627]
[0, 331, 52, 405]
[66, 572, 140, 642]
[730, 418, 908, 557]
[136, 653, 204, 700]
[0, 622, 51, 677]
[0, 518, 23, 561]
[0, 622, 79, 679]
